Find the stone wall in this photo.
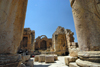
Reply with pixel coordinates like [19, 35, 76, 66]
[52, 26, 76, 55]
[35, 35, 52, 51]
[18, 28, 35, 54]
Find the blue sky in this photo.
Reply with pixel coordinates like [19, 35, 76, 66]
[24, 0, 78, 42]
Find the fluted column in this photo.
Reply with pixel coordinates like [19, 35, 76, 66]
[70, 0, 100, 66]
[0, 0, 28, 67]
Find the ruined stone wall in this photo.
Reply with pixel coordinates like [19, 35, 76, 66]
[19, 28, 35, 53]
[52, 26, 68, 55]
[35, 35, 52, 51]
[52, 26, 78, 55]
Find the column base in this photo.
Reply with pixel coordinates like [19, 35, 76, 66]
[76, 59, 100, 67]
[0, 54, 22, 67]
[76, 51, 100, 67]
[78, 51, 100, 62]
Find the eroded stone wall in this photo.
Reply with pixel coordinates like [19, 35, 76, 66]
[18, 28, 35, 54]
[52, 26, 77, 55]
[35, 35, 52, 51]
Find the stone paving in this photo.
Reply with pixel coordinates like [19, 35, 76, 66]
[33, 56, 68, 67]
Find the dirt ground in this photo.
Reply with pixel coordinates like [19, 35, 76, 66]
[33, 56, 68, 67]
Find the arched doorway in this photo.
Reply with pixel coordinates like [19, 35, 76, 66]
[40, 40, 47, 50]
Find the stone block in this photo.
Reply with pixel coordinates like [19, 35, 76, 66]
[78, 51, 100, 62]
[69, 48, 79, 57]
[19, 63, 26, 67]
[22, 55, 30, 63]
[35, 55, 39, 61]
[45, 55, 54, 63]
[26, 59, 34, 67]
[65, 56, 77, 65]
[76, 59, 100, 67]
[56, 52, 62, 56]
[39, 55, 45, 62]
[54, 55, 58, 61]
[0, 54, 22, 67]
[69, 62, 79, 67]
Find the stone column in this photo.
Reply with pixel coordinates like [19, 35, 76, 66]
[70, 0, 100, 66]
[0, 0, 28, 67]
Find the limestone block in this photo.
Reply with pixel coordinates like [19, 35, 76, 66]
[45, 55, 54, 63]
[26, 59, 34, 67]
[22, 55, 30, 63]
[19, 63, 26, 67]
[69, 62, 79, 67]
[76, 59, 100, 67]
[39, 55, 45, 62]
[69, 48, 79, 57]
[65, 56, 77, 65]
[78, 51, 100, 62]
[0, 54, 22, 67]
[26, 66, 30, 67]
[56, 52, 62, 56]
[35, 55, 39, 61]
[54, 55, 58, 61]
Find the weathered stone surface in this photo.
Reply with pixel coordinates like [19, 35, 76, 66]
[78, 51, 100, 62]
[22, 55, 30, 63]
[39, 55, 45, 62]
[65, 56, 77, 65]
[69, 48, 79, 57]
[0, 62, 21, 67]
[52, 26, 74, 55]
[19, 63, 26, 67]
[35, 35, 52, 50]
[26, 59, 34, 67]
[0, 0, 28, 54]
[35, 55, 39, 61]
[70, 0, 100, 66]
[18, 28, 35, 55]
[45, 55, 54, 63]
[69, 62, 79, 67]
[76, 59, 100, 67]
[70, 0, 100, 51]
[70, 42, 78, 48]
[78, 51, 100, 58]
[54, 55, 58, 61]
[0, 54, 22, 67]
[0, 0, 27, 66]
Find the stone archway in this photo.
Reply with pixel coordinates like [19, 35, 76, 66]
[40, 40, 47, 50]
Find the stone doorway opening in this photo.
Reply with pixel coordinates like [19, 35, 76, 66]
[40, 40, 47, 50]
[23, 37, 28, 47]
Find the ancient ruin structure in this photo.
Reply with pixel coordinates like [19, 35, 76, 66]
[18, 28, 35, 55]
[52, 26, 77, 56]
[69, 0, 100, 67]
[35, 35, 52, 51]
[0, 0, 28, 67]
[1, 0, 100, 67]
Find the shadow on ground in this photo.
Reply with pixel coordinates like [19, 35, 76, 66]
[34, 65, 50, 67]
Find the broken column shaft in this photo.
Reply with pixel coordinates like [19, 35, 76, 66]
[0, 0, 28, 67]
[70, 0, 100, 66]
